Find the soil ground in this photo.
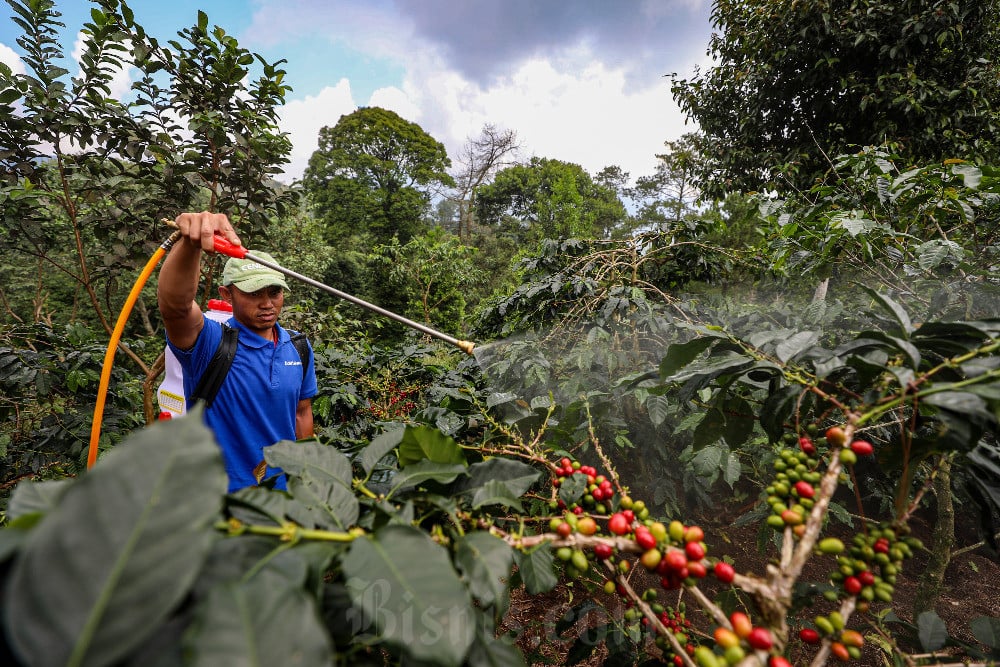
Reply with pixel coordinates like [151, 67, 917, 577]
[500, 504, 1000, 666]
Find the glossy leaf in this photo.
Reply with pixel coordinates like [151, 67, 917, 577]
[465, 629, 525, 667]
[183, 569, 333, 667]
[388, 461, 468, 495]
[471, 480, 525, 511]
[359, 426, 404, 475]
[454, 532, 514, 609]
[860, 287, 913, 336]
[457, 458, 540, 508]
[265, 440, 359, 530]
[397, 424, 467, 467]
[970, 616, 1000, 650]
[917, 611, 948, 652]
[3, 417, 226, 667]
[658, 337, 716, 379]
[558, 471, 588, 505]
[513, 545, 558, 595]
[343, 525, 475, 667]
[7, 478, 70, 522]
[774, 330, 820, 363]
[662, 351, 753, 384]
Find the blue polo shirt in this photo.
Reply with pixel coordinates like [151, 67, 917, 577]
[166, 315, 318, 492]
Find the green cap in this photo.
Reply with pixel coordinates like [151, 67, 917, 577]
[221, 252, 290, 293]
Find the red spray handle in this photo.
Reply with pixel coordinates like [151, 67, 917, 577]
[160, 218, 248, 259]
[211, 235, 248, 259]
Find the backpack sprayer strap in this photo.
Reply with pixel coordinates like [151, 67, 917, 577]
[191, 325, 239, 408]
[289, 332, 311, 379]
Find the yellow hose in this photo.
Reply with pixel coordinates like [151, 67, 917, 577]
[87, 231, 181, 469]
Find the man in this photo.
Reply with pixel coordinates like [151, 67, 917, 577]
[157, 211, 317, 491]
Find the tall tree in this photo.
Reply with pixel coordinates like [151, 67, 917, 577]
[302, 107, 454, 250]
[631, 133, 702, 229]
[448, 124, 520, 243]
[672, 0, 1000, 197]
[368, 227, 483, 338]
[0, 0, 293, 338]
[474, 157, 627, 244]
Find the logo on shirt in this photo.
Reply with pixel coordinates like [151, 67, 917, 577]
[285, 360, 302, 366]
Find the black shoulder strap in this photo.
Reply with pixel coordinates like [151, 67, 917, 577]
[191, 325, 239, 408]
[290, 332, 311, 380]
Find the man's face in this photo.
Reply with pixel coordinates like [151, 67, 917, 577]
[219, 284, 284, 337]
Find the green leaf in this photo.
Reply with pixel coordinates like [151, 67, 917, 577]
[721, 396, 755, 448]
[471, 480, 525, 511]
[863, 331, 921, 369]
[4, 416, 227, 667]
[359, 426, 404, 475]
[835, 213, 876, 236]
[453, 458, 540, 508]
[923, 391, 992, 421]
[566, 624, 608, 664]
[343, 525, 475, 667]
[953, 163, 982, 189]
[558, 471, 588, 505]
[183, 569, 333, 666]
[662, 351, 753, 384]
[226, 486, 297, 527]
[761, 385, 800, 443]
[197, 9, 208, 32]
[7, 479, 70, 521]
[454, 532, 514, 608]
[970, 616, 1000, 649]
[388, 461, 467, 495]
[775, 330, 820, 363]
[693, 408, 726, 450]
[722, 450, 742, 488]
[465, 629, 525, 667]
[691, 440, 721, 474]
[915, 240, 964, 271]
[917, 611, 948, 652]
[513, 546, 558, 594]
[461, 458, 540, 500]
[859, 286, 913, 335]
[658, 337, 716, 379]
[646, 393, 671, 427]
[397, 425, 466, 467]
[265, 440, 359, 530]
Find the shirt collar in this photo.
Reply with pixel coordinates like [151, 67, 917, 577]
[225, 317, 289, 347]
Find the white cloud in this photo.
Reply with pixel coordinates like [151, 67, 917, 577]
[0, 42, 25, 75]
[275, 49, 691, 185]
[277, 78, 357, 182]
[385, 49, 691, 183]
[369, 86, 421, 125]
[259, 2, 703, 185]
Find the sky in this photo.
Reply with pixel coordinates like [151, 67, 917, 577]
[0, 0, 714, 185]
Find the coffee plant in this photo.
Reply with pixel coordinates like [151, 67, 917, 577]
[1, 286, 998, 666]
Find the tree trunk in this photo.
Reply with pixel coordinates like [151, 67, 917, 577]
[913, 456, 954, 616]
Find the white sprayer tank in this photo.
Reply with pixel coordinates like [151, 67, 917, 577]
[157, 299, 233, 419]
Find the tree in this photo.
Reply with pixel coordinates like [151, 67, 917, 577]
[0, 1, 294, 329]
[448, 124, 520, 243]
[368, 226, 483, 338]
[474, 157, 627, 245]
[631, 133, 703, 229]
[302, 107, 454, 250]
[672, 0, 1000, 197]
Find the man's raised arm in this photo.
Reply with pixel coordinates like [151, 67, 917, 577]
[157, 212, 242, 350]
